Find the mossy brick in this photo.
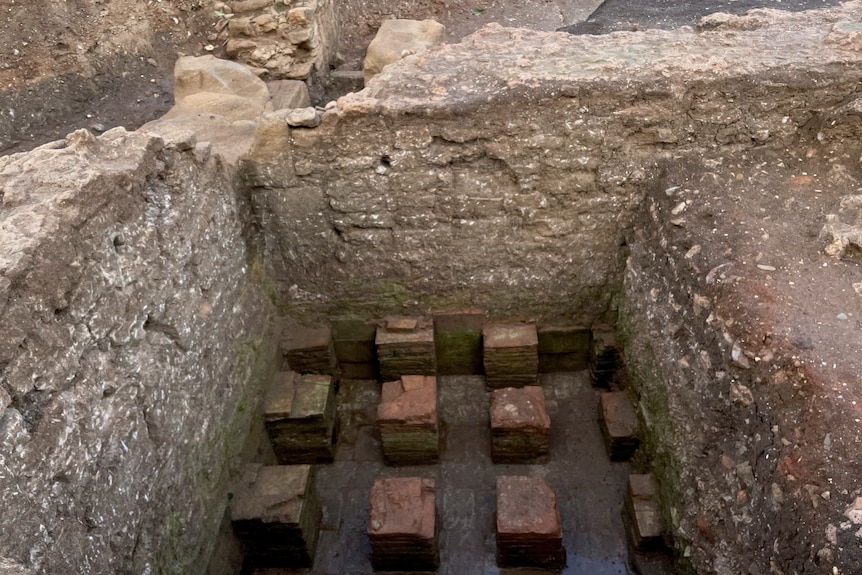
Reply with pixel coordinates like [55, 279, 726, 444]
[433, 308, 484, 375]
[537, 325, 590, 354]
[330, 317, 378, 341]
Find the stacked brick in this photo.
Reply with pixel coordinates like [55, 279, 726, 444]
[483, 322, 539, 388]
[375, 317, 436, 380]
[264, 371, 336, 463]
[598, 392, 640, 461]
[538, 325, 590, 372]
[231, 464, 322, 567]
[377, 375, 439, 465]
[282, 323, 335, 374]
[368, 477, 439, 571]
[496, 475, 565, 569]
[624, 474, 663, 551]
[490, 386, 550, 464]
[331, 317, 378, 380]
[432, 308, 485, 375]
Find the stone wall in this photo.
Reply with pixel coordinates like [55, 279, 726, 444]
[0, 129, 276, 574]
[243, 5, 862, 326]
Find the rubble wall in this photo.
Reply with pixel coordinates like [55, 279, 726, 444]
[0, 129, 277, 574]
[245, 5, 862, 326]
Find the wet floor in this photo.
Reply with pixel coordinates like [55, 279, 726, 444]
[253, 372, 633, 575]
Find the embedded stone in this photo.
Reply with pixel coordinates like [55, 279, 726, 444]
[282, 323, 334, 374]
[267, 79, 311, 110]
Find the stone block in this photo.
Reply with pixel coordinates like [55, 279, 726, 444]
[173, 55, 271, 109]
[483, 322, 539, 388]
[231, 464, 321, 567]
[363, 19, 446, 84]
[496, 475, 565, 569]
[376, 317, 436, 380]
[433, 308, 485, 375]
[590, 323, 621, 386]
[598, 392, 640, 461]
[267, 79, 311, 110]
[538, 325, 590, 372]
[264, 372, 336, 463]
[282, 323, 334, 374]
[490, 386, 550, 464]
[624, 474, 663, 551]
[378, 375, 439, 465]
[368, 477, 438, 571]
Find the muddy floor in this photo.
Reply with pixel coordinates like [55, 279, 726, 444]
[250, 372, 649, 575]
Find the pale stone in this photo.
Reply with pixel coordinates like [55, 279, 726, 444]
[173, 54, 271, 110]
[363, 19, 445, 85]
[268, 79, 311, 110]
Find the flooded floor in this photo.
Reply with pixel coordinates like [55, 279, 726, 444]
[254, 372, 633, 575]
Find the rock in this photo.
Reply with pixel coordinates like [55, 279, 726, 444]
[377, 375, 439, 465]
[490, 386, 551, 463]
[598, 392, 640, 461]
[264, 372, 337, 463]
[368, 477, 439, 571]
[376, 317, 436, 380]
[162, 91, 267, 122]
[267, 79, 311, 110]
[231, 464, 322, 567]
[844, 496, 862, 523]
[483, 322, 539, 389]
[363, 19, 446, 85]
[173, 55, 271, 111]
[495, 475, 565, 569]
[282, 322, 335, 374]
[432, 308, 485, 375]
[285, 107, 321, 128]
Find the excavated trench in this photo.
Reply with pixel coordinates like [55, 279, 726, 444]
[2, 2, 862, 575]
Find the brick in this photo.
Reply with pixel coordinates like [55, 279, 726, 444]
[376, 316, 436, 380]
[590, 323, 622, 386]
[483, 322, 539, 388]
[598, 391, 640, 461]
[490, 386, 550, 463]
[264, 372, 336, 463]
[282, 323, 335, 375]
[368, 477, 438, 571]
[378, 375, 439, 465]
[496, 475, 565, 569]
[624, 474, 663, 551]
[231, 464, 321, 567]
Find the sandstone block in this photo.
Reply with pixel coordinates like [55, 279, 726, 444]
[282, 323, 334, 374]
[231, 464, 321, 567]
[483, 322, 539, 388]
[624, 474, 663, 551]
[368, 477, 438, 571]
[433, 308, 484, 375]
[173, 55, 271, 110]
[267, 79, 311, 110]
[598, 392, 640, 461]
[363, 19, 446, 85]
[496, 475, 565, 569]
[590, 323, 621, 387]
[538, 325, 590, 372]
[264, 371, 336, 463]
[376, 317, 436, 380]
[490, 386, 550, 463]
[378, 375, 439, 465]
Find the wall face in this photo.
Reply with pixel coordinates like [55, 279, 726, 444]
[244, 6, 862, 324]
[0, 130, 275, 574]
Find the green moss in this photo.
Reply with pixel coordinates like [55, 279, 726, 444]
[249, 255, 278, 306]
